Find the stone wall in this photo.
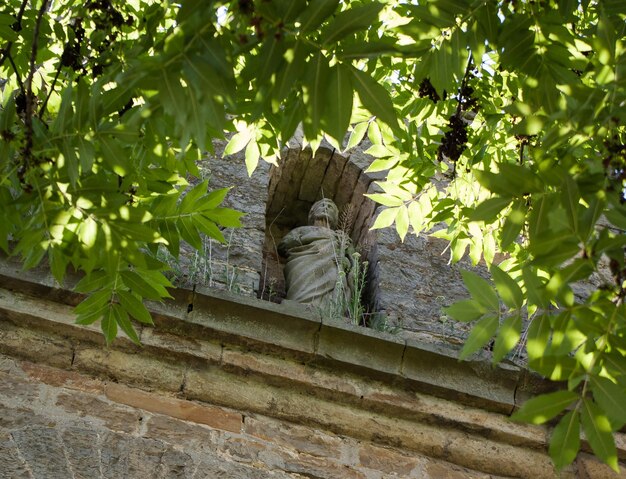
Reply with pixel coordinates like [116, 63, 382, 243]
[0, 260, 624, 478]
[1, 355, 512, 479]
[172, 136, 479, 347]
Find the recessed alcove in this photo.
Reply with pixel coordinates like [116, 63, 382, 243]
[259, 145, 383, 321]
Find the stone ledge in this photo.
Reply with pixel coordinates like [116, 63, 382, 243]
[1, 281, 625, 477]
[0, 255, 547, 412]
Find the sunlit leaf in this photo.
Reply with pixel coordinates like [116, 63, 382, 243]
[580, 399, 619, 472]
[492, 314, 521, 363]
[297, 0, 339, 33]
[459, 315, 498, 360]
[117, 290, 154, 325]
[549, 410, 580, 470]
[512, 390, 578, 425]
[371, 207, 399, 230]
[445, 299, 487, 322]
[351, 68, 398, 129]
[491, 265, 523, 310]
[320, 2, 384, 45]
[461, 270, 499, 311]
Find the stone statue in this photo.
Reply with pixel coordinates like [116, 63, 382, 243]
[278, 199, 353, 312]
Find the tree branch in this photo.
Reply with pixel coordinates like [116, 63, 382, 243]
[22, 0, 50, 168]
[38, 61, 62, 118]
[6, 51, 25, 94]
[0, 0, 31, 69]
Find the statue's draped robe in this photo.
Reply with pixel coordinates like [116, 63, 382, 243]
[279, 226, 351, 311]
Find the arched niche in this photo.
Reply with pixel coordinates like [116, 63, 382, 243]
[259, 145, 383, 319]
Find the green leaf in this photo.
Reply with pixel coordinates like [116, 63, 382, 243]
[112, 303, 141, 346]
[74, 271, 113, 293]
[500, 202, 525, 249]
[351, 68, 398, 129]
[101, 306, 117, 345]
[459, 315, 498, 360]
[117, 290, 154, 325]
[195, 187, 230, 211]
[604, 352, 626, 386]
[304, 52, 331, 135]
[511, 390, 578, 425]
[297, 0, 340, 33]
[120, 270, 164, 301]
[529, 355, 578, 381]
[444, 299, 487, 322]
[491, 265, 523, 310]
[224, 131, 251, 156]
[180, 180, 208, 213]
[549, 410, 581, 470]
[320, 2, 384, 45]
[468, 197, 511, 223]
[193, 215, 226, 243]
[178, 216, 203, 250]
[371, 207, 399, 230]
[580, 399, 619, 472]
[74, 289, 112, 316]
[245, 139, 260, 176]
[75, 305, 108, 326]
[492, 314, 522, 363]
[590, 376, 626, 426]
[526, 314, 551, 361]
[396, 205, 409, 241]
[274, 41, 310, 103]
[461, 270, 499, 311]
[522, 267, 549, 309]
[561, 177, 580, 234]
[365, 193, 403, 207]
[204, 208, 244, 228]
[323, 64, 353, 145]
[347, 122, 368, 150]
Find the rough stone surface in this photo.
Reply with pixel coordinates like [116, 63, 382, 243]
[168, 138, 492, 348]
[0, 353, 540, 479]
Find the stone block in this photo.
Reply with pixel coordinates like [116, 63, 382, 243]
[61, 426, 102, 479]
[139, 327, 223, 365]
[11, 427, 73, 478]
[349, 171, 372, 211]
[401, 339, 521, 412]
[243, 415, 344, 459]
[56, 390, 142, 434]
[144, 414, 220, 450]
[320, 151, 348, 201]
[192, 456, 293, 479]
[20, 361, 105, 395]
[105, 382, 243, 433]
[358, 443, 423, 476]
[157, 447, 195, 478]
[0, 370, 40, 404]
[0, 404, 51, 431]
[126, 437, 168, 477]
[334, 160, 361, 208]
[280, 452, 367, 479]
[100, 431, 131, 479]
[299, 147, 333, 201]
[187, 288, 321, 355]
[0, 433, 32, 479]
[72, 347, 185, 392]
[0, 320, 73, 370]
[315, 318, 405, 378]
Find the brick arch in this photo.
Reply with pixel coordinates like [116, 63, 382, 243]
[260, 145, 383, 316]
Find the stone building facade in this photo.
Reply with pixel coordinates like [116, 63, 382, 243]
[196, 137, 477, 348]
[0, 258, 624, 478]
[1, 143, 625, 478]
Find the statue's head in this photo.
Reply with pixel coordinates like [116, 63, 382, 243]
[308, 199, 339, 229]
